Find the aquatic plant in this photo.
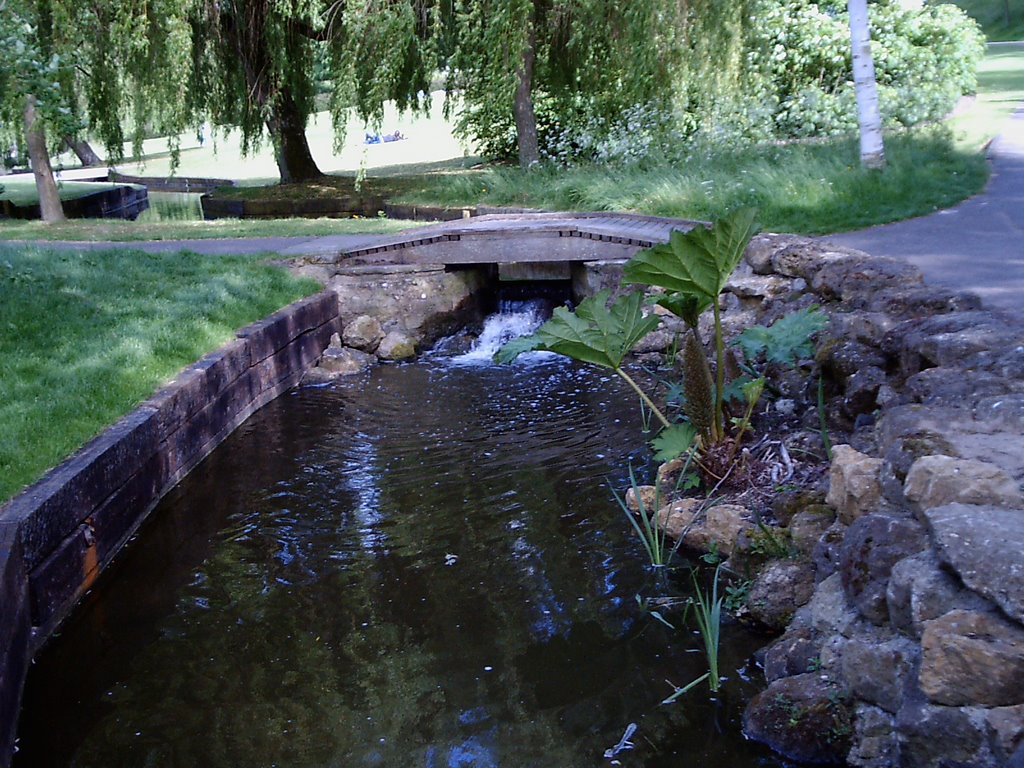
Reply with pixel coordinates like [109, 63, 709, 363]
[624, 207, 760, 442]
[611, 467, 676, 567]
[691, 564, 724, 693]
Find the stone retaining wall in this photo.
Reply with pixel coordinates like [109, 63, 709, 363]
[0, 291, 340, 767]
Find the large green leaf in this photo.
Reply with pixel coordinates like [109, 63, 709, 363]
[495, 289, 660, 369]
[623, 208, 761, 302]
[734, 305, 829, 367]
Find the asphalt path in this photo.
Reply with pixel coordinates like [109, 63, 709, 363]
[821, 105, 1024, 314]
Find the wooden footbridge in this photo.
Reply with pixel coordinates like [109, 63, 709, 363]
[328, 212, 701, 278]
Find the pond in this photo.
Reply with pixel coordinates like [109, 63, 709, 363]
[15, 327, 781, 767]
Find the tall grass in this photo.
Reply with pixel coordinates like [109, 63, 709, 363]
[398, 128, 988, 234]
[0, 246, 320, 502]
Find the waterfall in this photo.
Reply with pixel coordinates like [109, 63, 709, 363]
[450, 298, 553, 364]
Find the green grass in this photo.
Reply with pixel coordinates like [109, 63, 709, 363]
[0, 247, 320, 502]
[393, 128, 988, 234]
[0, 214, 416, 242]
[951, 0, 1024, 41]
[0, 180, 145, 207]
[951, 42, 1024, 148]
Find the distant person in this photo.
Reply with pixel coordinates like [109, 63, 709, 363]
[382, 130, 405, 143]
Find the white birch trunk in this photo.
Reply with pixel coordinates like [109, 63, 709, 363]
[848, 0, 886, 170]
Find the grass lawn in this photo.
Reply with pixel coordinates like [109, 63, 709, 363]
[0, 179, 145, 207]
[0, 214, 416, 242]
[952, 0, 1024, 41]
[0, 246, 320, 502]
[950, 41, 1024, 149]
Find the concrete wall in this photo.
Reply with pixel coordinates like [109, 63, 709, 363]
[0, 291, 340, 767]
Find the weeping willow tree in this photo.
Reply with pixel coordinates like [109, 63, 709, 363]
[443, 0, 755, 167]
[0, 0, 195, 221]
[188, 0, 439, 183]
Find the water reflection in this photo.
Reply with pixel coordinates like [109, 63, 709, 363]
[16, 357, 779, 767]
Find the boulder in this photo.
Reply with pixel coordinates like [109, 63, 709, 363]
[904, 455, 1023, 510]
[848, 704, 898, 768]
[839, 512, 928, 625]
[843, 367, 888, 418]
[342, 314, 384, 352]
[924, 503, 1024, 624]
[886, 550, 991, 639]
[840, 636, 918, 714]
[763, 627, 821, 682]
[743, 673, 853, 765]
[905, 367, 1019, 408]
[682, 503, 752, 556]
[625, 485, 659, 514]
[920, 609, 1024, 707]
[895, 699, 996, 768]
[655, 499, 699, 540]
[789, 507, 837, 557]
[883, 311, 1024, 377]
[318, 346, 376, 375]
[804, 573, 860, 638]
[811, 255, 923, 303]
[377, 331, 417, 361]
[826, 445, 884, 525]
[747, 560, 817, 630]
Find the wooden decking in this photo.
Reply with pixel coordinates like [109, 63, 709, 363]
[334, 212, 702, 267]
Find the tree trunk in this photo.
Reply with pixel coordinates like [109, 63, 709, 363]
[514, 16, 540, 169]
[267, 92, 323, 184]
[24, 95, 66, 223]
[64, 136, 103, 167]
[848, 0, 886, 171]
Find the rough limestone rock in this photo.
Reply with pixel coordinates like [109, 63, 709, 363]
[839, 512, 928, 625]
[655, 499, 699, 540]
[342, 314, 384, 352]
[920, 609, 1024, 708]
[763, 627, 820, 682]
[896, 699, 997, 768]
[925, 503, 1024, 624]
[905, 367, 1019, 408]
[843, 367, 888, 418]
[789, 507, 837, 557]
[318, 346, 376, 375]
[377, 331, 417, 361]
[884, 311, 1024, 377]
[748, 560, 817, 630]
[625, 485, 659, 514]
[886, 550, 991, 639]
[683, 503, 751, 556]
[904, 455, 1024, 510]
[803, 572, 860, 639]
[986, 705, 1024, 762]
[811, 255, 923, 303]
[812, 521, 849, 582]
[827, 445, 884, 525]
[840, 635, 918, 714]
[743, 673, 853, 765]
[848, 704, 898, 768]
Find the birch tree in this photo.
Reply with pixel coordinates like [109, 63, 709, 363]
[848, 0, 886, 170]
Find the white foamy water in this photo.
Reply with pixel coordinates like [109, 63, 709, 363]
[450, 299, 554, 365]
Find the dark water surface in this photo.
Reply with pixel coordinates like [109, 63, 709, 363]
[16, 355, 780, 767]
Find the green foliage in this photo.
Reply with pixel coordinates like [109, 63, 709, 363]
[495, 289, 659, 370]
[734, 306, 829, 367]
[624, 208, 761, 441]
[612, 468, 675, 568]
[651, 423, 698, 464]
[623, 208, 760, 304]
[746, 0, 985, 139]
[749, 521, 797, 560]
[690, 565, 724, 693]
[0, 246, 319, 501]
